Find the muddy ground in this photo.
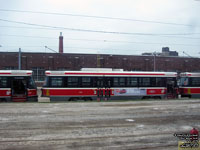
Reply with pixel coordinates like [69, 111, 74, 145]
[0, 99, 200, 150]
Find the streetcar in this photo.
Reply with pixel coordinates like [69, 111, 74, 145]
[0, 70, 38, 102]
[41, 68, 178, 101]
[179, 72, 200, 98]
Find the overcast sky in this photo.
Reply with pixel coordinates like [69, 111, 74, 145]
[0, 0, 200, 56]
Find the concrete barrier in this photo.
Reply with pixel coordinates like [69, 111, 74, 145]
[37, 87, 50, 102]
[38, 97, 50, 102]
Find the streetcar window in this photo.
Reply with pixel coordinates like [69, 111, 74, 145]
[113, 77, 126, 87]
[119, 78, 125, 86]
[0, 77, 8, 88]
[113, 78, 118, 86]
[51, 77, 63, 87]
[143, 78, 150, 86]
[82, 77, 91, 87]
[127, 77, 137, 87]
[67, 77, 79, 87]
[139, 77, 150, 87]
[96, 77, 104, 87]
[104, 77, 112, 88]
[156, 78, 163, 87]
[191, 77, 200, 86]
[151, 77, 165, 87]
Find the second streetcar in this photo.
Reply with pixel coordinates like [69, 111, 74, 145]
[41, 68, 178, 101]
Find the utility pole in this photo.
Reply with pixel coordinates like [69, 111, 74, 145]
[97, 51, 101, 68]
[153, 51, 156, 72]
[97, 54, 101, 68]
[18, 48, 21, 70]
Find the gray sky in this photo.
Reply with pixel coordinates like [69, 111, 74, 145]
[0, 0, 200, 56]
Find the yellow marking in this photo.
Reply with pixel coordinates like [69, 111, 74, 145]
[188, 88, 191, 94]
[46, 89, 49, 96]
[178, 141, 200, 150]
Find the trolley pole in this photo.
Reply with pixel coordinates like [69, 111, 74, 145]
[18, 48, 21, 70]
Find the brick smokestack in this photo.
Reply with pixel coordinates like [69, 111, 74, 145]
[59, 32, 63, 53]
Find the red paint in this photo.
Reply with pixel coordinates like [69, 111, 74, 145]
[12, 97, 27, 102]
[42, 88, 114, 97]
[43, 89, 96, 96]
[180, 87, 200, 94]
[11, 94, 27, 102]
[0, 73, 11, 75]
[0, 89, 11, 97]
[46, 72, 51, 75]
[0, 89, 36, 97]
[28, 89, 37, 97]
[42, 88, 166, 97]
[96, 89, 113, 96]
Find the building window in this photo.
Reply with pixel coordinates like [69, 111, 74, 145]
[57, 67, 68, 71]
[4, 66, 18, 70]
[32, 67, 45, 81]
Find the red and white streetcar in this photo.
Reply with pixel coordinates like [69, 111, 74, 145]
[0, 70, 37, 102]
[179, 72, 200, 98]
[42, 68, 178, 101]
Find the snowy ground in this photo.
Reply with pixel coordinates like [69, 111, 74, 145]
[0, 99, 200, 150]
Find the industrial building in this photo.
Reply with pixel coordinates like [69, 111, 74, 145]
[0, 33, 199, 82]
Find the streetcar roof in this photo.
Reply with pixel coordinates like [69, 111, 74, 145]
[45, 70, 177, 77]
[0, 70, 32, 76]
[180, 72, 200, 77]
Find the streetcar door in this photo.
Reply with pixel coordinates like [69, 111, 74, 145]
[104, 77, 112, 100]
[166, 77, 176, 98]
[11, 77, 27, 102]
[96, 77, 104, 100]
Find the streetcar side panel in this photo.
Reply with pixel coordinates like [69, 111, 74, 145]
[179, 74, 200, 98]
[0, 70, 37, 102]
[42, 71, 177, 101]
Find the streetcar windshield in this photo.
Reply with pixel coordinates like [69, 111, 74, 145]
[29, 77, 36, 89]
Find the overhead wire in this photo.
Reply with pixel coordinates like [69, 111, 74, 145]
[0, 9, 199, 55]
[0, 34, 200, 46]
[0, 26, 200, 40]
[0, 18, 199, 36]
[0, 9, 196, 27]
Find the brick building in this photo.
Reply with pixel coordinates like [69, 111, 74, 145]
[1, 33, 199, 82]
[0, 51, 199, 81]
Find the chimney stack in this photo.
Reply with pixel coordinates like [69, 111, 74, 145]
[59, 32, 63, 53]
